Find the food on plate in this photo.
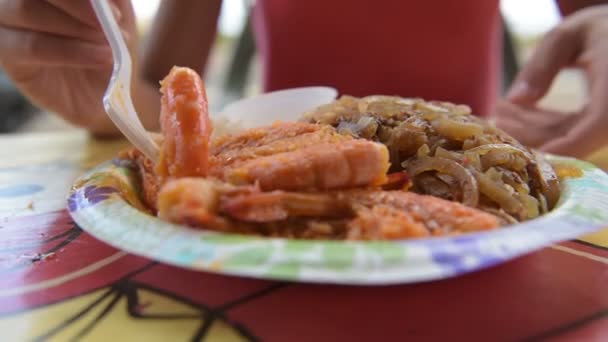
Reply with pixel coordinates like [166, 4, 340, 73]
[128, 121, 391, 212]
[209, 123, 390, 191]
[156, 65, 212, 180]
[302, 95, 560, 223]
[120, 66, 560, 240]
[157, 178, 498, 239]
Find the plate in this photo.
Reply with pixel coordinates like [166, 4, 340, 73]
[67, 156, 608, 285]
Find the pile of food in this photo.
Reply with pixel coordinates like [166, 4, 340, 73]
[301, 95, 560, 224]
[120, 66, 561, 240]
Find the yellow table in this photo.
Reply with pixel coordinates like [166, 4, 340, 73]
[1, 130, 608, 341]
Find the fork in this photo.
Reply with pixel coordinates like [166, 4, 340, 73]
[91, 0, 159, 162]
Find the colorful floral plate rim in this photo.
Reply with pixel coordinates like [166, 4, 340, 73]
[67, 156, 608, 285]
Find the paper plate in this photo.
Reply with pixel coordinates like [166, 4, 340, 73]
[67, 156, 608, 285]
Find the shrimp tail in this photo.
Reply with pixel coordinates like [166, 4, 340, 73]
[156, 66, 212, 179]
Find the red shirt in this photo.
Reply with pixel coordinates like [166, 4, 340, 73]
[252, 1, 501, 116]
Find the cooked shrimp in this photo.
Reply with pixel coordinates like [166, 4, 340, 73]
[156, 66, 212, 179]
[206, 121, 391, 191]
[157, 177, 260, 233]
[158, 177, 499, 239]
[209, 122, 350, 171]
[220, 191, 354, 222]
[222, 139, 390, 191]
[345, 191, 500, 238]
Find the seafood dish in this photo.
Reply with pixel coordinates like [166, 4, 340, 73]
[119, 66, 561, 240]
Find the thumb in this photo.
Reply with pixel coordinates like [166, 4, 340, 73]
[539, 113, 605, 158]
[506, 25, 581, 105]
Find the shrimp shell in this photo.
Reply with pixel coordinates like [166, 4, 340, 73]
[156, 66, 212, 179]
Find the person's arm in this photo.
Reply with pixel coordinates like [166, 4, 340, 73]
[140, 0, 222, 84]
[131, 0, 222, 129]
[556, 0, 608, 15]
[496, 5, 608, 157]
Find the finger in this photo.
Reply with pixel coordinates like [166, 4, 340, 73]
[499, 115, 579, 148]
[112, 0, 138, 31]
[494, 101, 579, 128]
[496, 116, 550, 147]
[544, 40, 608, 157]
[494, 100, 579, 130]
[0, 26, 112, 67]
[540, 95, 608, 157]
[43, 0, 134, 44]
[540, 114, 608, 158]
[506, 25, 581, 105]
[494, 101, 582, 148]
[493, 102, 526, 131]
[0, 0, 105, 43]
[495, 119, 536, 146]
[493, 110, 546, 147]
[45, 0, 122, 28]
[506, 6, 608, 105]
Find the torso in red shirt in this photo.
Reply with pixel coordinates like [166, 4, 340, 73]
[252, 0, 501, 116]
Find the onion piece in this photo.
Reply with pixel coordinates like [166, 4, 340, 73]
[472, 169, 524, 218]
[502, 169, 530, 195]
[485, 167, 503, 182]
[481, 150, 528, 171]
[464, 153, 482, 170]
[406, 156, 479, 207]
[529, 152, 561, 210]
[480, 207, 519, 225]
[465, 143, 532, 161]
[434, 146, 463, 162]
[417, 144, 430, 158]
[337, 116, 378, 139]
[518, 193, 540, 219]
[431, 118, 484, 141]
[538, 193, 548, 214]
[463, 138, 479, 150]
[414, 173, 455, 200]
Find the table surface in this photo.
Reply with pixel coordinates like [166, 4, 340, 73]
[2, 130, 608, 342]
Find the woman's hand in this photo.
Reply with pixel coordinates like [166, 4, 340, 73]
[0, 0, 145, 136]
[495, 5, 608, 157]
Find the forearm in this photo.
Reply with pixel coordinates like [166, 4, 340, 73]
[556, 0, 608, 15]
[131, 77, 162, 132]
[139, 0, 222, 83]
[132, 0, 222, 132]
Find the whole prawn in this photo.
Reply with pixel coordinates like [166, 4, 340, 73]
[156, 66, 212, 179]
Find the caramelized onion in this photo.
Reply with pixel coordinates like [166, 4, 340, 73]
[529, 152, 561, 210]
[501, 169, 530, 195]
[417, 144, 430, 158]
[480, 207, 519, 225]
[517, 193, 540, 219]
[302, 95, 563, 224]
[431, 118, 483, 141]
[538, 193, 549, 214]
[406, 157, 479, 207]
[481, 150, 528, 171]
[472, 169, 523, 218]
[337, 116, 378, 139]
[465, 144, 531, 162]
[435, 147, 464, 162]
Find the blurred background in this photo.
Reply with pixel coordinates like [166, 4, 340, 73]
[0, 0, 588, 133]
